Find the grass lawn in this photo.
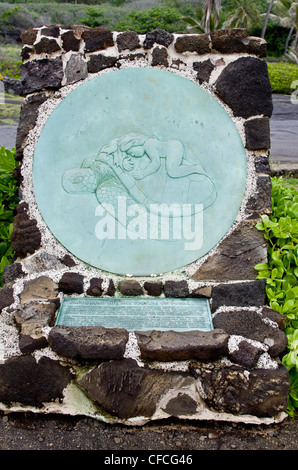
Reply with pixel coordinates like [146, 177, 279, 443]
[0, 44, 22, 79]
[282, 177, 298, 191]
[0, 93, 23, 125]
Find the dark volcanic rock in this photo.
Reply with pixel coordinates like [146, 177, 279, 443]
[21, 28, 38, 45]
[175, 34, 211, 54]
[135, 329, 229, 361]
[87, 54, 117, 73]
[244, 117, 271, 150]
[78, 358, 196, 419]
[143, 281, 163, 297]
[193, 59, 215, 84]
[246, 175, 272, 215]
[14, 301, 57, 353]
[0, 285, 14, 312]
[215, 57, 273, 118]
[229, 337, 264, 369]
[16, 92, 48, 161]
[213, 309, 288, 357]
[211, 279, 267, 312]
[34, 37, 61, 54]
[21, 57, 63, 95]
[0, 355, 73, 408]
[2, 262, 25, 284]
[164, 280, 189, 298]
[143, 29, 174, 49]
[117, 31, 140, 51]
[61, 30, 81, 52]
[191, 364, 289, 417]
[49, 325, 129, 360]
[40, 26, 60, 38]
[151, 47, 169, 67]
[11, 203, 41, 257]
[261, 306, 286, 330]
[82, 27, 113, 53]
[211, 29, 267, 57]
[107, 279, 116, 296]
[192, 220, 268, 281]
[58, 272, 84, 295]
[254, 155, 271, 174]
[87, 278, 103, 296]
[118, 280, 143, 296]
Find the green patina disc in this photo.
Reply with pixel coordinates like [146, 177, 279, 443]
[33, 67, 246, 276]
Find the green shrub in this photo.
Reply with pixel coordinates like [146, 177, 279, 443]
[267, 62, 298, 95]
[0, 5, 38, 30]
[80, 7, 110, 27]
[255, 177, 298, 416]
[0, 44, 22, 79]
[0, 59, 21, 79]
[0, 146, 18, 286]
[115, 6, 186, 33]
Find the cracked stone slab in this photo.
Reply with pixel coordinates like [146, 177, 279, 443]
[13, 301, 57, 353]
[213, 309, 288, 357]
[135, 329, 229, 362]
[192, 220, 267, 281]
[48, 325, 129, 360]
[20, 276, 59, 304]
[78, 358, 198, 419]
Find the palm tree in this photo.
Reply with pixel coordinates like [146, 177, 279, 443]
[182, 0, 222, 33]
[204, 0, 222, 32]
[261, 0, 275, 38]
[222, 0, 262, 30]
[267, 0, 298, 52]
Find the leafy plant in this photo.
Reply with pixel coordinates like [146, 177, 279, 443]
[0, 44, 22, 79]
[255, 177, 298, 416]
[0, 5, 38, 30]
[80, 7, 110, 28]
[267, 61, 298, 94]
[223, 0, 262, 30]
[182, 0, 222, 33]
[267, 0, 298, 52]
[115, 6, 185, 33]
[182, 6, 224, 33]
[0, 146, 18, 286]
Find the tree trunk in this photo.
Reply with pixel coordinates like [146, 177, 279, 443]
[261, 0, 274, 38]
[293, 29, 298, 49]
[285, 25, 294, 53]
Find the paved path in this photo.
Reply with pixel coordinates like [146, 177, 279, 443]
[271, 94, 298, 163]
[0, 124, 18, 150]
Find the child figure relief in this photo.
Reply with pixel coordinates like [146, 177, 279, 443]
[117, 133, 206, 181]
[62, 132, 217, 215]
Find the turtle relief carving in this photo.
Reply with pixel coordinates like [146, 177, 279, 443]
[62, 133, 217, 248]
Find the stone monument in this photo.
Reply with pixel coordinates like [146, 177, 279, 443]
[0, 26, 289, 425]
